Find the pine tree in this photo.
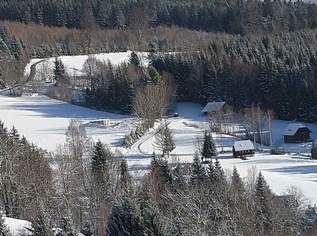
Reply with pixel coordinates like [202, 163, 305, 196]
[201, 131, 217, 162]
[53, 57, 66, 83]
[255, 172, 272, 234]
[119, 159, 131, 191]
[214, 159, 225, 183]
[156, 155, 171, 185]
[171, 163, 186, 190]
[231, 166, 244, 194]
[106, 197, 145, 236]
[10, 126, 19, 140]
[129, 51, 140, 66]
[153, 122, 175, 158]
[191, 152, 206, 184]
[91, 140, 112, 198]
[92, 140, 111, 173]
[207, 160, 217, 183]
[148, 66, 161, 84]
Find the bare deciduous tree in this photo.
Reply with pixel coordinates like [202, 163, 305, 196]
[83, 55, 99, 90]
[133, 76, 173, 126]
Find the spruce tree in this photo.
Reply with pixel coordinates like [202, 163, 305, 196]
[171, 163, 186, 190]
[91, 140, 112, 198]
[119, 159, 131, 191]
[153, 123, 175, 158]
[255, 172, 272, 234]
[10, 126, 19, 140]
[214, 159, 225, 183]
[53, 57, 66, 83]
[129, 51, 140, 66]
[191, 152, 206, 184]
[207, 160, 216, 183]
[106, 197, 145, 236]
[148, 66, 161, 84]
[201, 131, 217, 162]
[92, 140, 111, 173]
[231, 166, 244, 194]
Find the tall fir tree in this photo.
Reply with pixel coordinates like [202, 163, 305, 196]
[153, 122, 175, 158]
[191, 152, 206, 185]
[207, 160, 216, 183]
[231, 166, 244, 194]
[214, 159, 225, 183]
[201, 131, 217, 162]
[106, 197, 145, 236]
[91, 140, 113, 199]
[119, 159, 131, 191]
[53, 57, 66, 83]
[255, 172, 272, 235]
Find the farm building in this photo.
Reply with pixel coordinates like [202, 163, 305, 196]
[202, 101, 231, 115]
[233, 140, 255, 158]
[283, 123, 311, 143]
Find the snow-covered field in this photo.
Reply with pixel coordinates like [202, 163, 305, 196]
[125, 103, 317, 204]
[0, 94, 135, 152]
[1, 93, 317, 204]
[24, 51, 149, 79]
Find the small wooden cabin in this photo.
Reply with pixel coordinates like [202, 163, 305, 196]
[233, 140, 255, 158]
[283, 123, 311, 143]
[202, 102, 231, 115]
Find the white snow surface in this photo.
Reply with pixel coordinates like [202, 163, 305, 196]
[24, 51, 149, 78]
[0, 94, 135, 152]
[126, 103, 317, 204]
[1, 94, 317, 204]
[4, 217, 32, 236]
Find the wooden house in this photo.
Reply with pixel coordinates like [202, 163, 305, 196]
[202, 102, 231, 115]
[233, 140, 255, 158]
[283, 123, 311, 143]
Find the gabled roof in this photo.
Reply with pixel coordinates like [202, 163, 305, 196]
[202, 102, 226, 113]
[233, 140, 255, 152]
[283, 123, 311, 136]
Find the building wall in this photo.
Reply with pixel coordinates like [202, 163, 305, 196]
[284, 129, 310, 143]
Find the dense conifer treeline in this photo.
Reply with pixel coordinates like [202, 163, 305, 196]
[152, 31, 317, 121]
[83, 28, 317, 121]
[150, 30, 317, 121]
[0, 0, 317, 34]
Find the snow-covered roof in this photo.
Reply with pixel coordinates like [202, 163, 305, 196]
[283, 123, 311, 136]
[202, 102, 226, 113]
[233, 140, 255, 152]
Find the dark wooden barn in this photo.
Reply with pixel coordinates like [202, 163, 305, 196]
[233, 140, 255, 159]
[283, 123, 311, 143]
